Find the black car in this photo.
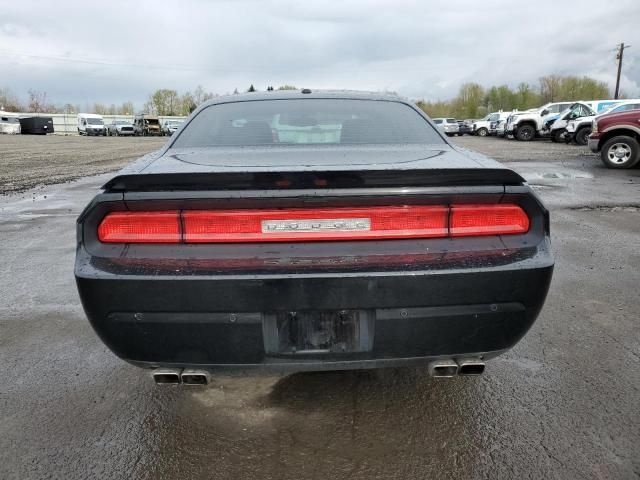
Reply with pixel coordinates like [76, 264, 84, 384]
[457, 120, 472, 135]
[75, 90, 553, 385]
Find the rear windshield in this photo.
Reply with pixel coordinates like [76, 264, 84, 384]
[172, 99, 443, 147]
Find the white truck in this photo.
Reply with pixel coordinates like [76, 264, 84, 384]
[471, 111, 512, 137]
[77, 113, 106, 136]
[564, 99, 640, 145]
[505, 102, 573, 141]
[543, 102, 596, 143]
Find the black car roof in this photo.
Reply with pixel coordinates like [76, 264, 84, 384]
[199, 89, 406, 108]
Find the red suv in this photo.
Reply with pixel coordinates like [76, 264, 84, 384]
[589, 110, 640, 169]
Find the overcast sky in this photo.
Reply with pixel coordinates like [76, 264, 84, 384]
[1, 0, 639, 109]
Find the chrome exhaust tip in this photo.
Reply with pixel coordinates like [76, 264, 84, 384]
[181, 369, 210, 386]
[428, 359, 459, 378]
[152, 368, 183, 385]
[457, 359, 486, 376]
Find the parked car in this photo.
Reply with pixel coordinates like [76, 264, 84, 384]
[457, 120, 473, 136]
[565, 100, 640, 145]
[107, 119, 135, 136]
[133, 114, 162, 136]
[162, 119, 184, 136]
[20, 116, 54, 135]
[588, 110, 640, 169]
[505, 102, 573, 141]
[472, 112, 511, 137]
[0, 111, 21, 134]
[75, 90, 553, 384]
[432, 117, 459, 136]
[543, 102, 596, 143]
[78, 113, 106, 136]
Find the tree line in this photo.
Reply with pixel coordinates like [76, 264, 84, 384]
[416, 75, 611, 120]
[1, 77, 613, 118]
[0, 84, 298, 115]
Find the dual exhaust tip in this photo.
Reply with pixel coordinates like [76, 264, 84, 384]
[152, 368, 210, 385]
[428, 359, 485, 378]
[152, 360, 484, 384]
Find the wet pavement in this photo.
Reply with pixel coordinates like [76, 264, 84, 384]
[1, 139, 639, 479]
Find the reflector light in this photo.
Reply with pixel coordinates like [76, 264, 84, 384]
[450, 204, 529, 236]
[97, 204, 530, 243]
[97, 211, 180, 243]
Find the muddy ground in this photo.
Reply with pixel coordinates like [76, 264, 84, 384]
[1, 134, 638, 479]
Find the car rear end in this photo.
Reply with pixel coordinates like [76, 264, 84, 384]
[75, 93, 553, 382]
[119, 124, 134, 135]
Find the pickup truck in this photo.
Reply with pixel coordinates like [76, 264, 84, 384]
[543, 102, 595, 143]
[588, 110, 640, 168]
[505, 102, 573, 141]
[565, 100, 640, 145]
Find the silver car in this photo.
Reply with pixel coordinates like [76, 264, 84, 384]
[162, 120, 184, 136]
[107, 120, 135, 136]
[432, 118, 460, 137]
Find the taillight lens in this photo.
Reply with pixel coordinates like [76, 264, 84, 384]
[182, 206, 448, 243]
[97, 211, 180, 243]
[97, 204, 529, 243]
[450, 204, 529, 237]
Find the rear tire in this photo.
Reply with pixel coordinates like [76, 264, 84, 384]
[476, 127, 488, 137]
[600, 136, 640, 169]
[575, 127, 591, 146]
[516, 124, 535, 141]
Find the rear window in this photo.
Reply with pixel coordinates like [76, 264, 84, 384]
[172, 99, 443, 147]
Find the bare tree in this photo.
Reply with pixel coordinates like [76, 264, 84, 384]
[28, 89, 49, 113]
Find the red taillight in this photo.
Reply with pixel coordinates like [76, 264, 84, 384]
[97, 211, 180, 243]
[97, 204, 529, 243]
[182, 206, 449, 243]
[450, 205, 529, 237]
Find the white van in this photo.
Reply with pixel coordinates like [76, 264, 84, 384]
[0, 111, 21, 134]
[77, 113, 106, 136]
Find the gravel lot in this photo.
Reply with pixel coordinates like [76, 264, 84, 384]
[0, 134, 598, 195]
[0, 135, 166, 194]
[1, 134, 639, 479]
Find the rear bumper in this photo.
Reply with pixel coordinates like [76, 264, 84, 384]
[75, 242, 553, 371]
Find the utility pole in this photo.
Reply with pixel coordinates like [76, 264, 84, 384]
[614, 43, 630, 99]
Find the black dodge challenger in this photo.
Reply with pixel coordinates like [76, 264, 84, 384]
[75, 90, 553, 385]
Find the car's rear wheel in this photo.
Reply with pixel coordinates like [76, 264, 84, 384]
[600, 136, 640, 169]
[515, 125, 535, 141]
[575, 127, 591, 146]
[476, 127, 488, 137]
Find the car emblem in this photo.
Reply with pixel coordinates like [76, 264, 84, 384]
[262, 218, 371, 233]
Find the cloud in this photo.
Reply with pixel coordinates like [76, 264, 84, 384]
[1, 0, 639, 109]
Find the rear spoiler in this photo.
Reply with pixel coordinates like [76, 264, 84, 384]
[102, 168, 526, 192]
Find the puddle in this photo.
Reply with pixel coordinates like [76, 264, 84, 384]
[524, 169, 593, 181]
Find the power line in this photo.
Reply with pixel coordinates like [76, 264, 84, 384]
[0, 49, 214, 72]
